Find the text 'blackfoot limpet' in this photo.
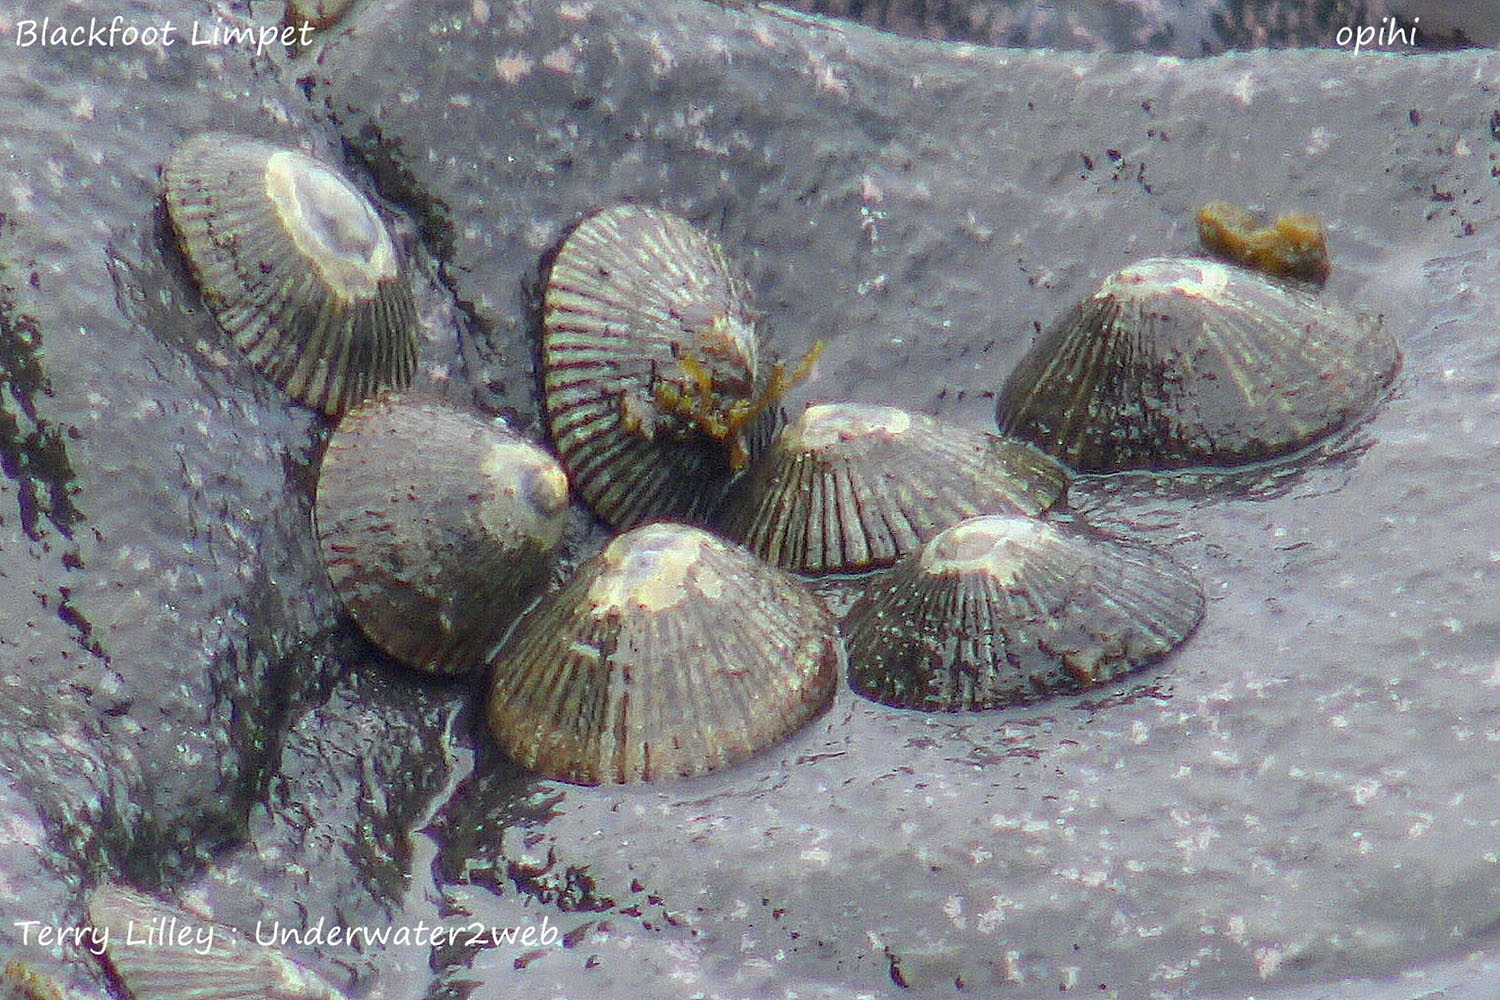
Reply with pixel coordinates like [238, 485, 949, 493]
[845, 514, 1205, 711]
[486, 522, 841, 784]
[163, 132, 417, 415]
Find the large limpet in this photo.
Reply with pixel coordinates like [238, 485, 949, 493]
[162, 133, 418, 415]
[718, 402, 1068, 574]
[541, 204, 816, 529]
[315, 394, 568, 676]
[845, 514, 1205, 711]
[486, 523, 841, 784]
[994, 256, 1400, 473]
[87, 883, 348, 1000]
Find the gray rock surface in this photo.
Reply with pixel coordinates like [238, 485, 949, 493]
[3, 0, 1500, 998]
[757, 0, 1386, 53]
[761, 0, 1499, 51]
[0, 0, 466, 992]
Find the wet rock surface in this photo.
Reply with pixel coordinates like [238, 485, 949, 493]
[3, 0, 1500, 998]
[757, 0, 1500, 53]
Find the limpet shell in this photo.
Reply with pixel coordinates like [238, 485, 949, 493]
[718, 402, 1069, 574]
[845, 514, 1205, 711]
[994, 256, 1400, 473]
[87, 883, 348, 1000]
[541, 205, 777, 529]
[163, 133, 418, 415]
[315, 394, 568, 676]
[486, 523, 841, 785]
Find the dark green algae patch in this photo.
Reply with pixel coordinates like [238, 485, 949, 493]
[0, 257, 85, 567]
[3, 0, 1500, 998]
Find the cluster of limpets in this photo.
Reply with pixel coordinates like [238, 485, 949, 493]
[162, 132, 1399, 785]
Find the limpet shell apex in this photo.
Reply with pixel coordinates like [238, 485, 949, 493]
[845, 514, 1205, 711]
[994, 256, 1399, 473]
[486, 523, 841, 784]
[163, 133, 418, 415]
[315, 394, 567, 676]
[719, 401, 1068, 574]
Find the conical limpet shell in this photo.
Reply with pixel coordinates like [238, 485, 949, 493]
[995, 256, 1399, 473]
[87, 883, 348, 1000]
[315, 394, 568, 676]
[718, 402, 1068, 574]
[163, 133, 418, 415]
[486, 523, 840, 785]
[845, 514, 1204, 711]
[541, 204, 815, 529]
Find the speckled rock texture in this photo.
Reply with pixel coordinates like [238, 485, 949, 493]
[757, 0, 1500, 52]
[2, 0, 1500, 998]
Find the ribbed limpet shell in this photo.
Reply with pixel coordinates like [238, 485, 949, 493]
[718, 402, 1069, 574]
[542, 205, 804, 529]
[994, 257, 1399, 473]
[87, 883, 348, 1000]
[845, 514, 1205, 711]
[163, 133, 417, 415]
[315, 394, 568, 676]
[486, 523, 840, 785]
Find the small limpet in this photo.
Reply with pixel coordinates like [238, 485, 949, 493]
[1196, 200, 1331, 286]
[844, 514, 1205, 711]
[486, 523, 841, 784]
[162, 133, 417, 415]
[541, 204, 818, 529]
[718, 402, 1068, 574]
[994, 256, 1400, 473]
[87, 883, 348, 1000]
[315, 393, 568, 676]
